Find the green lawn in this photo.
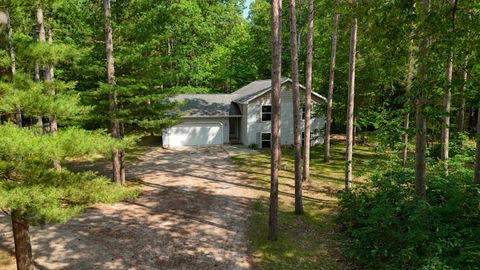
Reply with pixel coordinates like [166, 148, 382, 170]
[231, 141, 381, 270]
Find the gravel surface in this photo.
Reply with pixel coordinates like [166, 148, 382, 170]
[0, 146, 255, 270]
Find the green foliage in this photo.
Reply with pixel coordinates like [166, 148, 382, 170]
[0, 123, 139, 225]
[248, 143, 258, 150]
[339, 154, 480, 270]
[0, 73, 91, 121]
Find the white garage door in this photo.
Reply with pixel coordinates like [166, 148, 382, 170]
[164, 122, 224, 147]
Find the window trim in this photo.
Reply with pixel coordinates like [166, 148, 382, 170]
[261, 132, 271, 148]
[261, 105, 272, 122]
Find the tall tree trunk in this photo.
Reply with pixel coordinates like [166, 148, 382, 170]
[40, 18, 61, 170]
[5, 10, 21, 127]
[345, 4, 357, 190]
[6, 10, 15, 76]
[32, 25, 43, 131]
[457, 55, 468, 133]
[11, 211, 34, 270]
[303, 0, 314, 182]
[289, 0, 303, 215]
[402, 40, 415, 166]
[104, 0, 123, 185]
[415, 0, 431, 200]
[269, 0, 282, 241]
[475, 109, 480, 184]
[441, 0, 457, 175]
[45, 27, 57, 134]
[324, 13, 339, 163]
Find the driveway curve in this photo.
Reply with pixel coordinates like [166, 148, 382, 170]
[0, 146, 256, 270]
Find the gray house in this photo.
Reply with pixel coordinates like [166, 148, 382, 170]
[162, 78, 326, 148]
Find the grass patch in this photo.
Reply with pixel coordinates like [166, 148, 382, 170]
[231, 141, 382, 269]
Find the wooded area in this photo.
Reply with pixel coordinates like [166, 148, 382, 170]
[0, 0, 480, 269]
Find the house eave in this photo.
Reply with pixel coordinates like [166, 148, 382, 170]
[181, 115, 242, 119]
[233, 78, 327, 104]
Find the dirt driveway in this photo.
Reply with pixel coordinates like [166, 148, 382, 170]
[0, 146, 256, 270]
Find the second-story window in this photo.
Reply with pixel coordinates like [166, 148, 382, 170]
[262, 105, 272, 121]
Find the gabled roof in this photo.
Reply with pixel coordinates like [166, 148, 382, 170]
[171, 78, 326, 118]
[171, 94, 241, 117]
[233, 78, 327, 104]
[231, 78, 288, 104]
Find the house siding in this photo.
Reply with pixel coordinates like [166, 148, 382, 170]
[245, 82, 325, 148]
[240, 104, 249, 145]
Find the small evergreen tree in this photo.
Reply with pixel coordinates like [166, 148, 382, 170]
[0, 124, 138, 269]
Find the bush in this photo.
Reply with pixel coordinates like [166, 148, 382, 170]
[248, 143, 259, 150]
[338, 157, 480, 270]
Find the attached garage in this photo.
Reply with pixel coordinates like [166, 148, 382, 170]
[163, 122, 224, 147]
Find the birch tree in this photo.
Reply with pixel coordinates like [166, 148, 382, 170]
[302, 0, 313, 182]
[324, 12, 339, 163]
[415, 0, 431, 200]
[269, 0, 282, 241]
[402, 40, 415, 166]
[345, 1, 358, 190]
[475, 109, 480, 184]
[441, 0, 458, 175]
[457, 55, 468, 133]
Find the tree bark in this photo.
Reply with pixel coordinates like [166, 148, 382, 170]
[103, 0, 123, 185]
[324, 13, 339, 163]
[45, 26, 58, 135]
[269, 0, 282, 241]
[415, 0, 431, 200]
[402, 40, 415, 166]
[289, 0, 303, 215]
[345, 4, 357, 190]
[475, 109, 480, 184]
[457, 55, 468, 133]
[441, 0, 457, 175]
[6, 10, 16, 76]
[11, 211, 34, 270]
[303, 0, 314, 182]
[39, 18, 61, 170]
[5, 10, 22, 128]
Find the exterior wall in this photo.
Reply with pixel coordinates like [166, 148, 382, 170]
[239, 104, 249, 145]
[164, 117, 230, 146]
[245, 82, 325, 148]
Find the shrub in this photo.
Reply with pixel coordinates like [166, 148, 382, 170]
[339, 156, 480, 269]
[248, 143, 259, 150]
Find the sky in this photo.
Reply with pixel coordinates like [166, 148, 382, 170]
[242, 0, 254, 18]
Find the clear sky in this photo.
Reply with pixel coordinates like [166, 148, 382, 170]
[242, 0, 254, 18]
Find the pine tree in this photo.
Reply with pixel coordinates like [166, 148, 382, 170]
[269, 0, 282, 241]
[289, 0, 303, 215]
[103, 0, 123, 185]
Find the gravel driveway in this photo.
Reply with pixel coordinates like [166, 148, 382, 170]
[0, 146, 256, 270]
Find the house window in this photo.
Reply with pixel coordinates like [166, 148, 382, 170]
[261, 133, 271, 148]
[262, 105, 272, 121]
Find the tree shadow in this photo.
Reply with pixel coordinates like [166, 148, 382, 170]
[0, 146, 256, 270]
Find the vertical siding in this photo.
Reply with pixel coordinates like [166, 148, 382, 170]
[240, 104, 249, 145]
[245, 82, 325, 148]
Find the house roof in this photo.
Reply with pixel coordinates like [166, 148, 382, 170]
[233, 78, 327, 104]
[171, 94, 241, 117]
[172, 78, 326, 117]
